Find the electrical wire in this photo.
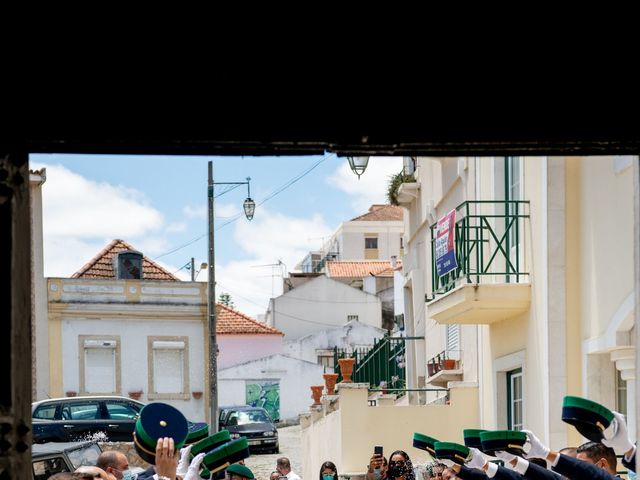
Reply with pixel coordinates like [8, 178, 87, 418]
[152, 152, 336, 259]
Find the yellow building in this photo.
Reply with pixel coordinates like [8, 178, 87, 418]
[400, 156, 636, 449]
[301, 156, 637, 480]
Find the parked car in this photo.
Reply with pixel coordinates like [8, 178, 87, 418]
[31, 440, 145, 480]
[32, 440, 101, 479]
[32, 395, 144, 443]
[218, 405, 279, 454]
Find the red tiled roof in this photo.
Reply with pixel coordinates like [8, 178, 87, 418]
[326, 260, 401, 278]
[71, 239, 179, 281]
[216, 304, 283, 335]
[350, 204, 404, 222]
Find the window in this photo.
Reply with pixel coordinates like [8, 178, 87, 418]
[507, 368, 523, 430]
[79, 336, 121, 395]
[62, 401, 101, 420]
[446, 324, 460, 352]
[148, 336, 190, 400]
[33, 404, 57, 420]
[316, 349, 335, 369]
[365, 237, 378, 249]
[347, 314, 359, 322]
[616, 369, 627, 417]
[106, 401, 141, 420]
[400, 237, 404, 250]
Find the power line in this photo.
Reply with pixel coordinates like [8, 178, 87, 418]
[152, 153, 336, 259]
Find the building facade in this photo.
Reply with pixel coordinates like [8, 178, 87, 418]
[399, 156, 637, 448]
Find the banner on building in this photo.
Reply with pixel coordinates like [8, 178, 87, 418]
[435, 209, 458, 277]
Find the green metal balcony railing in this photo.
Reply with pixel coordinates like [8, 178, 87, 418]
[428, 200, 530, 301]
[334, 335, 422, 393]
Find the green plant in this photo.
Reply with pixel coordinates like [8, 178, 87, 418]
[387, 170, 416, 206]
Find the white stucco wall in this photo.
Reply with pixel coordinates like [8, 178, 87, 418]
[218, 354, 325, 421]
[283, 320, 385, 364]
[30, 171, 49, 401]
[60, 317, 206, 422]
[268, 276, 382, 340]
[218, 334, 283, 370]
[338, 221, 403, 260]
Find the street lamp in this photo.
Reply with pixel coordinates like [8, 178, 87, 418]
[208, 162, 254, 433]
[347, 156, 370, 179]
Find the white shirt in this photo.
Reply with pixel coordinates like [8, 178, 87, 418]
[287, 471, 302, 480]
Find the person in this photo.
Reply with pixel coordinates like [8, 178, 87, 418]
[226, 463, 256, 480]
[522, 429, 620, 480]
[48, 474, 85, 480]
[424, 462, 445, 480]
[271, 471, 281, 480]
[559, 448, 577, 459]
[575, 442, 618, 476]
[74, 465, 115, 480]
[96, 451, 131, 480]
[367, 454, 388, 480]
[136, 437, 204, 480]
[277, 457, 301, 480]
[320, 461, 339, 480]
[387, 450, 416, 480]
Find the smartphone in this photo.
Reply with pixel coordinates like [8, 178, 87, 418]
[374, 445, 383, 456]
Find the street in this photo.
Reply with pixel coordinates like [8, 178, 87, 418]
[244, 425, 303, 480]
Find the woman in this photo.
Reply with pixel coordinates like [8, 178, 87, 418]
[387, 450, 415, 480]
[319, 461, 339, 480]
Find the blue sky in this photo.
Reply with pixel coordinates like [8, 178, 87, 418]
[29, 153, 402, 316]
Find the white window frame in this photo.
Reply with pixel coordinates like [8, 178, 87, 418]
[79, 335, 121, 395]
[148, 336, 190, 400]
[493, 350, 526, 430]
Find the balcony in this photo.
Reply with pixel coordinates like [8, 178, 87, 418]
[426, 200, 531, 325]
[426, 350, 463, 388]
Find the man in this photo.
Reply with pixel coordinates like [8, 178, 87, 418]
[96, 451, 131, 480]
[226, 463, 256, 480]
[75, 465, 115, 480]
[576, 443, 618, 476]
[271, 471, 281, 480]
[277, 457, 301, 480]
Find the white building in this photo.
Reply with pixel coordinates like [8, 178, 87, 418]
[283, 320, 386, 367]
[265, 275, 382, 340]
[218, 354, 325, 422]
[298, 204, 404, 273]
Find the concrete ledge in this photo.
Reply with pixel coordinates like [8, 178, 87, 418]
[336, 382, 369, 391]
[429, 283, 531, 324]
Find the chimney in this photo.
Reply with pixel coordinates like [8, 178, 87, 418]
[390, 255, 398, 269]
[113, 250, 143, 279]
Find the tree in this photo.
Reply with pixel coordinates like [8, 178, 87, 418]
[218, 292, 235, 308]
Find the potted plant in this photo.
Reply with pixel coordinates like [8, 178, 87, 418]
[310, 385, 324, 406]
[192, 391, 203, 400]
[323, 373, 339, 395]
[128, 390, 143, 400]
[387, 170, 416, 206]
[338, 357, 356, 383]
[440, 356, 456, 370]
[65, 391, 77, 397]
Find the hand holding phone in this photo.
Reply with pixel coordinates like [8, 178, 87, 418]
[374, 446, 383, 456]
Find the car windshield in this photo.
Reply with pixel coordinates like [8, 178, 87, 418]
[67, 443, 102, 469]
[230, 410, 270, 425]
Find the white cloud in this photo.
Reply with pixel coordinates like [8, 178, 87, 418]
[215, 203, 241, 219]
[166, 222, 187, 233]
[327, 156, 404, 213]
[205, 207, 334, 316]
[31, 162, 170, 278]
[183, 204, 206, 219]
[36, 164, 164, 238]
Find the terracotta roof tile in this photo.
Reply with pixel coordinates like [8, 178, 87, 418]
[326, 260, 401, 278]
[71, 239, 179, 281]
[350, 204, 404, 222]
[216, 304, 283, 335]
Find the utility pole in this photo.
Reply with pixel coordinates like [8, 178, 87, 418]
[208, 161, 218, 433]
[191, 257, 195, 282]
[207, 162, 255, 434]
